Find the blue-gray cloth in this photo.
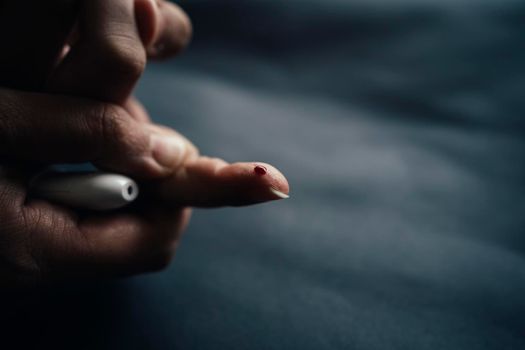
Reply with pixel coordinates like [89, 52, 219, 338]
[4, 0, 525, 349]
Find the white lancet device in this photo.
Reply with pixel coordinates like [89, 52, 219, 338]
[30, 172, 139, 211]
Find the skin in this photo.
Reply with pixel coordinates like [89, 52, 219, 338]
[0, 0, 289, 286]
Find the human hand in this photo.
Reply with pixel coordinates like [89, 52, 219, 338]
[36, 0, 291, 205]
[0, 0, 289, 286]
[0, 88, 192, 285]
[0, 86, 288, 286]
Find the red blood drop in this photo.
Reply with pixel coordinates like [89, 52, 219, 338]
[254, 165, 267, 176]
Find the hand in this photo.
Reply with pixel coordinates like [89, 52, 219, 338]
[0, 0, 289, 286]
[0, 88, 192, 285]
[35, 0, 290, 205]
[0, 87, 288, 286]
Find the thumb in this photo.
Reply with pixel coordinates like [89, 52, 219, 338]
[0, 88, 185, 179]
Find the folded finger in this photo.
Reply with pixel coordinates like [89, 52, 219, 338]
[21, 199, 190, 279]
[144, 0, 192, 59]
[0, 88, 189, 179]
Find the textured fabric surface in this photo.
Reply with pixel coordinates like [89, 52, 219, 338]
[3, 0, 525, 349]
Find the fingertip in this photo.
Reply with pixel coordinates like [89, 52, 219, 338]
[152, 158, 289, 207]
[218, 162, 290, 204]
[251, 162, 291, 202]
[248, 162, 290, 193]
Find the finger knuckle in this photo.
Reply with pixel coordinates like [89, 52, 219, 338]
[92, 104, 129, 153]
[96, 36, 147, 82]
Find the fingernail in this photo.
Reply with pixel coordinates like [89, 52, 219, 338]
[269, 187, 290, 200]
[151, 134, 186, 170]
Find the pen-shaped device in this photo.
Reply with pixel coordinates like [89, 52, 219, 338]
[30, 171, 139, 211]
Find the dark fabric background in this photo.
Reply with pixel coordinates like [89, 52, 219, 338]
[3, 0, 525, 349]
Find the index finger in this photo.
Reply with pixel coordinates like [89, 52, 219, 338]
[151, 159, 291, 207]
[139, 124, 291, 207]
